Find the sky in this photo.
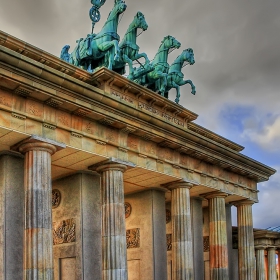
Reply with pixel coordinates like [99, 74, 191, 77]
[0, 0, 280, 229]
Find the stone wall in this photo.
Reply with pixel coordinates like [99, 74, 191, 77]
[0, 151, 24, 280]
[52, 171, 101, 280]
[125, 190, 167, 280]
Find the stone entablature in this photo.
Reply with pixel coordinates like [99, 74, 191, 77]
[0, 30, 276, 202]
[0, 90, 259, 201]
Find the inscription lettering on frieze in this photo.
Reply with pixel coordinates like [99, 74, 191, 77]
[162, 112, 184, 126]
[138, 102, 184, 127]
[111, 90, 134, 104]
[126, 228, 140, 249]
[138, 102, 159, 115]
[53, 218, 76, 245]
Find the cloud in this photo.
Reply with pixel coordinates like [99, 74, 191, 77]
[253, 168, 280, 228]
[242, 115, 280, 152]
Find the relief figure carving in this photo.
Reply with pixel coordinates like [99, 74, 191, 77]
[126, 228, 140, 249]
[53, 218, 76, 245]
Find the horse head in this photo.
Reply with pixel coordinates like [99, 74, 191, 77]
[161, 35, 181, 50]
[182, 48, 195, 65]
[133, 12, 148, 31]
[113, 0, 127, 14]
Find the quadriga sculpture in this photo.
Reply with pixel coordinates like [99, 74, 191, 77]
[109, 12, 153, 80]
[164, 48, 196, 104]
[67, 0, 127, 71]
[134, 36, 181, 94]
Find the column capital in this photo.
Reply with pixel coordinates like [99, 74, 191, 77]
[267, 246, 277, 251]
[166, 180, 193, 190]
[233, 199, 255, 207]
[255, 245, 267, 250]
[12, 135, 65, 155]
[204, 191, 228, 200]
[88, 157, 136, 173]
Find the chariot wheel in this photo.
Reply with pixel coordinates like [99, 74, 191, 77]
[89, 6, 101, 23]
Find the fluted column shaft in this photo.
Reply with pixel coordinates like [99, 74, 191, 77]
[19, 141, 57, 280]
[96, 163, 128, 280]
[235, 200, 256, 280]
[277, 251, 280, 280]
[255, 247, 266, 280]
[267, 247, 276, 280]
[206, 192, 229, 280]
[170, 182, 194, 280]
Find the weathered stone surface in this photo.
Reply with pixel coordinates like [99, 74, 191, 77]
[267, 247, 276, 280]
[52, 172, 102, 280]
[169, 182, 194, 279]
[235, 200, 256, 280]
[126, 189, 167, 280]
[255, 246, 266, 280]
[191, 198, 204, 280]
[91, 160, 129, 280]
[206, 192, 229, 280]
[0, 152, 24, 280]
[15, 137, 64, 279]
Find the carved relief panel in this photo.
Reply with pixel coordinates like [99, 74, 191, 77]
[53, 218, 76, 245]
[126, 228, 140, 249]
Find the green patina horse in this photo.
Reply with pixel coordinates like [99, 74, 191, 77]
[69, 0, 127, 70]
[110, 11, 152, 79]
[134, 35, 181, 93]
[165, 48, 196, 104]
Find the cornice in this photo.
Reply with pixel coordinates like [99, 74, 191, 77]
[188, 122, 244, 152]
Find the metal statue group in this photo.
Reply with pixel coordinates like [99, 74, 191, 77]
[60, 0, 196, 104]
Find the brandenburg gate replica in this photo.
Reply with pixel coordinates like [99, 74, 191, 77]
[0, 1, 277, 279]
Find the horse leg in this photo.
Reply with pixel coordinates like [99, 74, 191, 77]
[179, 79, 196, 95]
[173, 83, 181, 104]
[123, 54, 134, 78]
[159, 74, 168, 95]
[112, 40, 120, 61]
[135, 52, 150, 65]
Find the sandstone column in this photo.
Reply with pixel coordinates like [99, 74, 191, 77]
[191, 197, 204, 280]
[255, 246, 266, 280]
[277, 250, 280, 280]
[267, 247, 276, 280]
[169, 182, 194, 280]
[234, 200, 256, 280]
[205, 192, 229, 280]
[15, 136, 65, 279]
[90, 158, 135, 280]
